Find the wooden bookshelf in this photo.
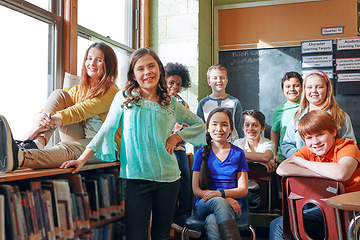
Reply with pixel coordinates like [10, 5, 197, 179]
[0, 161, 124, 239]
[0, 162, 120, 182]
[75, 213, 125, 237]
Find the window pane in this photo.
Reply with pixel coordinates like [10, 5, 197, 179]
[77, 37, 131, 89]
[25, 0, 50, 11]
[78, 0, 129, 46]
[0, 5, 51, 140]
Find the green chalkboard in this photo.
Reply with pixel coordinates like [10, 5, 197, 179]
[219, 46, 302, 128]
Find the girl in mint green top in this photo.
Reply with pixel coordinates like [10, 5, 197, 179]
[61, 47, 206, 240]
[87, 89, 206, 182]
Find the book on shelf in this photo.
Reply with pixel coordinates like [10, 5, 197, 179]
[58, 174, 91, 229]
[0, 163, 123, 240]
[18, 180, 50, 240]
[70, 191, 79, 231]
[40, 180, 61, 238]
[100, 168, 122, 214]
[75, 193, 86, 228]
[13, 185, 28, 240]
[83, 178, 100, 220]
[53, 179, 74, 239]
[0, 184, 19, 240]
[20, 191, 35, 240]
[83, 174, 111, 219]
[41, 179, 74, 239]
[42, 189, 56, 240]
[102, 173, 121, 215]
[0, 195, 5, 240]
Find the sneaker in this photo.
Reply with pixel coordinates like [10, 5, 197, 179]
[0, 115, 19, 173]
[18, 140, 38, 149]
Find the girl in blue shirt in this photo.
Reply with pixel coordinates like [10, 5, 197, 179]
[61, 48, 206, 240]
[192, 108, 249, 239]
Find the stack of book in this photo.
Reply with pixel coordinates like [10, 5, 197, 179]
[0, 168, 123, 240]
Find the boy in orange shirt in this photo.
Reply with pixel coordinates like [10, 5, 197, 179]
[270, 110, 360, 240]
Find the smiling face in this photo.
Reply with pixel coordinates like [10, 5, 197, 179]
[305, 75, 327, 110]
[85, 47, 105, 81]
[207, 69, 228, 94]
[303, 130, 336, 157]
[242, 115, 265, 141]
[133, 54, 161, 95]
[208, 112, 232, 143]
[282, 77, 303, 103]
[166, 75, 182, 96]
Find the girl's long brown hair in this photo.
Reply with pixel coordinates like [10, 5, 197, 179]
[79, 42, 118, 102]
[122, 47, 170, 108]
[294, 71, 345, 129]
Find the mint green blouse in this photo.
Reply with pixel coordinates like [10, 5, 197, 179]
[87, 91, 206, 182]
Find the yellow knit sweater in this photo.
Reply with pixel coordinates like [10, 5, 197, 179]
[58, 84, 121, 151]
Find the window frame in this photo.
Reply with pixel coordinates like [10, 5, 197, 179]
[0, 0, 63, 93]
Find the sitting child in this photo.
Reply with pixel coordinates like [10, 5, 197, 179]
[269, 110, 360, 240]
[192, 107, 248, 239]
[234, 110, 276, 206]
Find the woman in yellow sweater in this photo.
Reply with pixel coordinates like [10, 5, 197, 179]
[0, 42, 121, 172]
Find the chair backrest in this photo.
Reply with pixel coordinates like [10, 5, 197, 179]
[282, 176, 350, 240]
[248, 162, 279, 213]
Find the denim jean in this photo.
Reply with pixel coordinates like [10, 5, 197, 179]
[269, 206, 324, 240]
[174, 149, 191, 218]
[192, 197, 239, 239]
[125, 179, 180, 240]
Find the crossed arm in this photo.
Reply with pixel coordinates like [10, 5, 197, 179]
[276, 155, 358, 182]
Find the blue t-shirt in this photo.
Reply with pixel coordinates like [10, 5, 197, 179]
[192, 144, 249, 204]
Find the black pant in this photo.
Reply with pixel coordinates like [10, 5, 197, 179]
[125, 179, 180, 240]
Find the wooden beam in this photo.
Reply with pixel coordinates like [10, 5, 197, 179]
[140, 0, 149, 48]
[63, 0, 78, 78]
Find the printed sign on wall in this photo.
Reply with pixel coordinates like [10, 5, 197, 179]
[301, 39, 333, 54]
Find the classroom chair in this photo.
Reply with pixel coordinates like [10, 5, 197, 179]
[181, 196, 256, 240]
[247, 162, 280, 214]
[281, 176, 351, 240]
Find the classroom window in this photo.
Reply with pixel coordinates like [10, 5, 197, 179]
[78, 0, 133, 47]
[77, 0, 136, 88]
[25, 0, 50, 11]
[0, 1, 60, 140]
[0, 0, 137, 141]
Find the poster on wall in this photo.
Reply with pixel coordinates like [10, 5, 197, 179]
[337, 38, 360, 50]
[337, 73, 360, 82]
[301, 39, 334, 82]
[302, 55, 333, 68]
[336, 58, 360, 71]
[335, 37, 360, 94]
[301, 39, 333, 54]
